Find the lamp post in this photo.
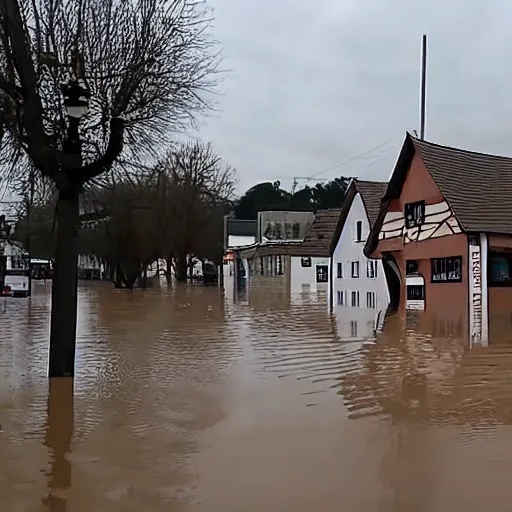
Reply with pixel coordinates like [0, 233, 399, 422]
[48, 77, 90, 379]
[60, 79, 90, 166]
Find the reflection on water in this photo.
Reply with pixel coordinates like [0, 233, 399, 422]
[1, 278, 512, 510]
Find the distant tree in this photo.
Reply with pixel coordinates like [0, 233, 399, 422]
[233, 181, 292, 220]
[234, 177, 350, 219]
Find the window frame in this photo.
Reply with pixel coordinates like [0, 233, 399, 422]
[351, 290, 360, 307]
[404, 200, 426, 229]
[366, 291, 376, 309]
[337, 262, 343, 278]
[350, 321, 358, 338]
[430, 256, 463, 283]
[366, 260, 377, 279]
[301, 257, 312, 268]
[488, 251, 512, 287]
[351, 261, 360, 278]
[316, 265, 329, 283]
[407, 285, 425, 300]
[337, 290, 344, 305]
[354, 220, 364, 242]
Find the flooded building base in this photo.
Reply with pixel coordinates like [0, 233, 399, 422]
[2, 281, 512, 511]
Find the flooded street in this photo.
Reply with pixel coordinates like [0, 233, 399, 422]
[2, 279, 512, 510]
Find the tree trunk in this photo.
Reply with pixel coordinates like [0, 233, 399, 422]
[48, 189, 80, 378]
[175, 254, 187, 282]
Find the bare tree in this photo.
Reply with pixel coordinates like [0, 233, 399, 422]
[158, 140, 236, 281]
[0, 0, 220, 377]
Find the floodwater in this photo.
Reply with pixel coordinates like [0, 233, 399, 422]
[2, 278, 512, 511]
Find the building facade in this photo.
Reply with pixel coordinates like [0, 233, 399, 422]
[236, 210, 340, 299]
[329, 180, 390, 339]
[365, 132, 512, 346]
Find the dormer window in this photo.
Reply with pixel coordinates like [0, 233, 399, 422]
[354, 220, 364, 242]
[405, 201, 425, 228]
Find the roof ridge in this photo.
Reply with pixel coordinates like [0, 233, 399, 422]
[410, 133, 512, 162]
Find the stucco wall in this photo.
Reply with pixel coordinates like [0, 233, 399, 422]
[290, 256, 329, 296]
[331, 192, 390, 336]
[376, 152, 469, 314]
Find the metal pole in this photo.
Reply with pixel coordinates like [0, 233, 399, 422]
[420, 35, 427, 140]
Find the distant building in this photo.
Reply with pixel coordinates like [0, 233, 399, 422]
[223, 216, 258, 250]
[235, 209, 340, 298]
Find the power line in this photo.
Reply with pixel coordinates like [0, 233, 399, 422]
[307, 136, 400, 179]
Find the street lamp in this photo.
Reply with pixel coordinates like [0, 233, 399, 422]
[60, 79, 90, 119]
[60, 78, 90, 166]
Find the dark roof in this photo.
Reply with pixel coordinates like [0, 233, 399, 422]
[387, 133, 512, 234]
[355, 180, 388, 228]
[329, 179, 388, 256]
[365, 132, 512, 256]
[297, 209, 341, 257]
[238, 209, 341, 259]
[226, 218, 258, 237]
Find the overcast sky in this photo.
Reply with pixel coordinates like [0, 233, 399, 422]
[2, 0, 511, 209]
[193, 0, 512, 193]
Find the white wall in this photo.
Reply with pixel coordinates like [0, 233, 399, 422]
[228, 235, 256, 248]
[290, 256, 330, 297]
[331, 192, 390, 340]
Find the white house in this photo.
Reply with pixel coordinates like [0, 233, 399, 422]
[236, 209, 341, 300]
[329, 179, 390, 340]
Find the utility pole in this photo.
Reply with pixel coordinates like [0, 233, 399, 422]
[420, 34, 427, 140]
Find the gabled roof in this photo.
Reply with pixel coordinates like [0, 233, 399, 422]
[356, 180, 389, 228]
[365, 132, 512, 256]
[386, 132, 512, 234]
[298, 209, 341, 257]
[329, 179, 388, 255]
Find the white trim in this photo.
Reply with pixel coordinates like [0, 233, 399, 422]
[406, 276, 424, 286]
[480, 234, 489, 346]
[468, 242, 485, 347]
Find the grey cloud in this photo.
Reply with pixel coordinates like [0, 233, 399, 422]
[197, 0, 512, 193]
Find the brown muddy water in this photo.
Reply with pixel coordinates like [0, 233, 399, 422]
[2, 278, 512, 511]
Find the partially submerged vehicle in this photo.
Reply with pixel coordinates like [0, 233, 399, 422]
[1, 247, 31, 297]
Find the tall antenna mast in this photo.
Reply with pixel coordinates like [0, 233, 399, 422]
[420, 34, 427, 140]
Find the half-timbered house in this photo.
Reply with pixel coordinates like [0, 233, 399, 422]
[364, 132, 512, 346]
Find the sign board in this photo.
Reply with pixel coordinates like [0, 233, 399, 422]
[469, 245, 483, 345]
[406, 275, 425, 311]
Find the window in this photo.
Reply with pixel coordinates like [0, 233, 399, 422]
[489, 252, 512, 286]
[284, 222, 292, 239]
[350, 321, 358, 338]
[366, 260, 377, 278]
[351, 262, 359, 278]
[431, 256, 462, 283]
[366, 291, 376, 309]
[354, 220, 364, 242]
[337, 262, 343, 278]
[407, 285, 425, 301]
[292, 222, 300, 239]
[337, 290, 345, 305]
[275, 223, 282, 239]
[276, 255, 283, 276]
[405, 200, 425, 228]
[269, 256, 273, 275]
[316, 265, 328, 283]
[406, 260, 419, 275]
[301, 257, 312, 268]
[260, 257, 264, 275]
[351, 291, 360, 307]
